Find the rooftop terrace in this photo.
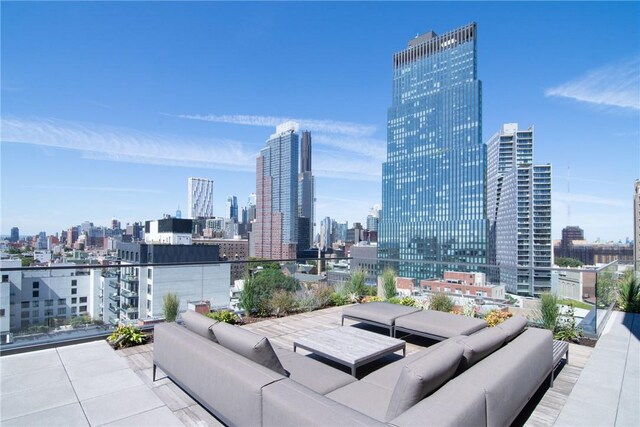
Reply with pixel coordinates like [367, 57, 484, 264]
[1, 306, 637, 426]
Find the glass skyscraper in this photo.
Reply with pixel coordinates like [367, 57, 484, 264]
[379, 23, 488, 280]
[254, 122, 299, 260]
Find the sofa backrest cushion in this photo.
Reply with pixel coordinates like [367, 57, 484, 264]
[452, 326, 507, 372]
[182, 309, 218, 342]
[211, 321, 288, 377]
[495, 315, 528, 342]
[385, 340, 464, 421]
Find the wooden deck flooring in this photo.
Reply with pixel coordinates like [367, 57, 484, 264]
[121, 305, 593, 426]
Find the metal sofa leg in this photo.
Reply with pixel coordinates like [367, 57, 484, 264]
[153, 364, 157, 382]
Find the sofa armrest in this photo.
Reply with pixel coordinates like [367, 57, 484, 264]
[154, 322, 283, 426]
[262, 378, 386, 427]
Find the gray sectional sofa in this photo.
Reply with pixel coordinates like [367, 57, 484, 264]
[153, 310, 553, 427]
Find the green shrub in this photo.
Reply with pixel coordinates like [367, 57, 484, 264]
[206, 310, 240, 324]
[382, 268, 397, 300]
[163, 292, 180, 323]
[362, 295, 383, 303]
[240, 269, 299, 316]
[429, 293, 454, 312]
[295, 293, 316, 312]
[345, 270, 368, 297]
[399, 296, 420, 308]
[329, 292, 349, 306]
[554, 304, 583, 342]
[618, 271, 640, 313]
[310, 284, 334, 309]
[270, 289, 297, 317]
[69, 315, 92, 328]
[387, 296, 402, 305]
[107, 324, 146, 349]
[538, 292, 560, 331]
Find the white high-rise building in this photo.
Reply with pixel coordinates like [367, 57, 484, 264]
[487, 124, 552, 296]
[188, 178, 214, 219]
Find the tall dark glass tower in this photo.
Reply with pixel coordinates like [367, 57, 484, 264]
[297, 130, 314, 251]
[379, 23, 488, 280]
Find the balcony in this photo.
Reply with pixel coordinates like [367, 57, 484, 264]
[0, 306, 637, 426]
[121, 289, 138, 299]
[121, 275, 139, 284]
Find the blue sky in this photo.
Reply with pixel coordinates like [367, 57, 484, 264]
[1, 2, 639, 242]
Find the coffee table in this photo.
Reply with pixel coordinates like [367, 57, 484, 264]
[293, 326, 406, 377]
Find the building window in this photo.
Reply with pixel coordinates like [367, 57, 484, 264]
[45, 299, 53, 307]
[79, 305, 87, 313]
[71, 297, 77, 304]
[33, 300, 39, 308]
[33, 281, 39, 289]
[0, 309, 5, 316]
[79, 297, 87, 303]
[71, 307, 77, 314]
[71, 288, 77, 295]
[57, 307, 66, 315]
[32, 290, 39, 298]
[147, 269, 152, 279]
[32, 310, 39, 318]
[21, 301, 30, 309]
[44, 309, 53, 317]
[21, 311, 29, 319]
[71, 280, 77, 287]
[147, 299, 151, 310]
[147, 284, 152, 294]
[58, 298, 66, 305]
[1, 275, 8, 282]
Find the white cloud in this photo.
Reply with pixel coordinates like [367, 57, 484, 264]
[314, 152, 381, 182]
[174, 113, 377, 138]
[552, 191, 626, 207]
[0, 117, 385, 183]
[313, 133, 386, 161]
[545, 57, 640, 110]
[0, 117, 256, 170]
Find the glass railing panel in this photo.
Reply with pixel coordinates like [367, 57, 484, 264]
[0, 256, 623, 352]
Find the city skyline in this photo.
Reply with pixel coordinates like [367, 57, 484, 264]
[1, 2, 639, 241]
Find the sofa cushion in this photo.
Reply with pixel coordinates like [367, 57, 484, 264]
[360, 341, 445, 389]
[211, 322, 288, 376]
[451, 326, 508, 372]
[342, 302, 420, 327]
[495, 315, 528, 342]
[384, 340, 464, 421]
[182, 309, 217, 341]
[274, 346, 356, 395]
[326, 378, 394, 422]
[394, 309, 487, 339]
[265, 379, 386, 426]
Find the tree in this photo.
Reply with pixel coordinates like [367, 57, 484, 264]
[345, 269, 368, 297]
[382, 268, 397, 300]
[537, 292, 559, 331]
[248, 257, 281, 271]
[239, 269, 299, 315]
[163, 292, 180, 322]
[555, 257, 583, 268]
